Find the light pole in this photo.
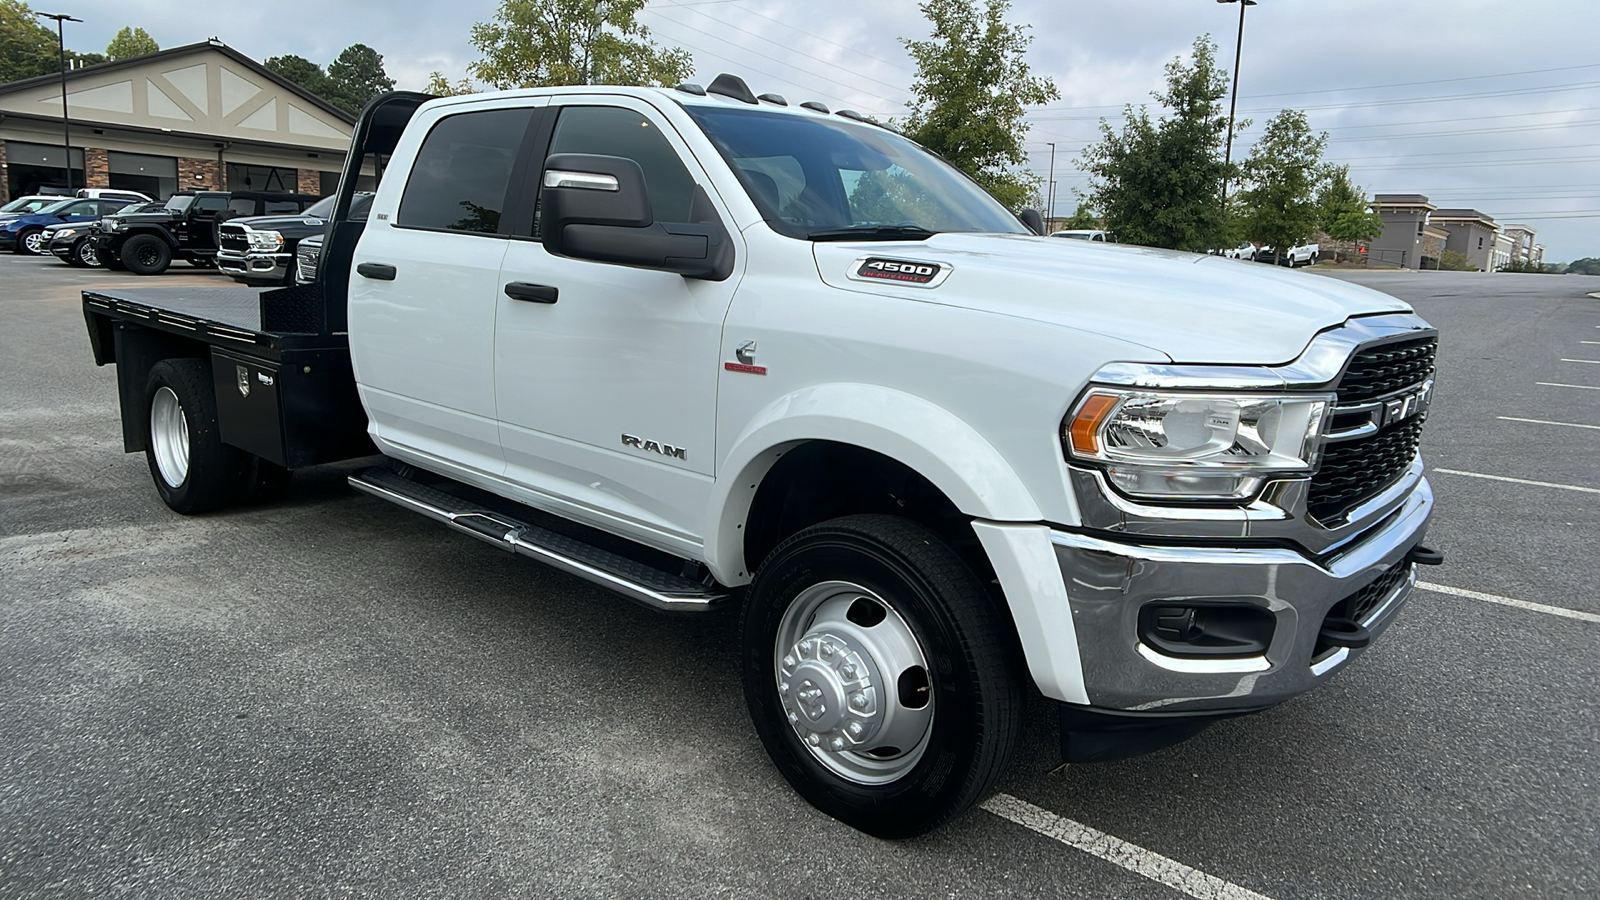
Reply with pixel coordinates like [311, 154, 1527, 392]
[34, 11, 82, 192]
[1217, 0, 1255, 204]
[1046, 141, 1056, 227]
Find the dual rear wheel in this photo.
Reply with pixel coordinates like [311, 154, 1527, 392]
[144, 359, 291, 513]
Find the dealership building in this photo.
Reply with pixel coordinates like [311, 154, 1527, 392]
[0, 40, 356, 204]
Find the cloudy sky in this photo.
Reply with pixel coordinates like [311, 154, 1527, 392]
[49, 0, 1599, 261]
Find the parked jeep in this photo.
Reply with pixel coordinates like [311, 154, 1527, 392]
[218, 193, 372, 286]
[93, 190, 320, 275]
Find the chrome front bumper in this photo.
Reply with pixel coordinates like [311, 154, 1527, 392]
[1052, 477, 1432, 713]
[217, 249, 290, 281]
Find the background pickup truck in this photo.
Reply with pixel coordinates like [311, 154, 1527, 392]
[82, 81, 1440, 838]
[218, 193, 373, 286]
[94, 190, 321, 275]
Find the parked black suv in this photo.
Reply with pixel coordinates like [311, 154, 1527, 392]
[94, 190, 321, 275]
[217, 192, 372, 286]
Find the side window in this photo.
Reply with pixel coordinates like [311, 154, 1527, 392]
[397, 108, 532, 235]
[546, 106, 696, 224]
[195, 195, 230, 213]
[263, 201, 301, 214]
[63, 201, 96, 215]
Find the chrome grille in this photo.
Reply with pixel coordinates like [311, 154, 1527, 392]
[1335, 337, 1437, 404]
[1308, 335, 1436, 524]
[219, 223, 249, 253]
[295, 243, 320, 284]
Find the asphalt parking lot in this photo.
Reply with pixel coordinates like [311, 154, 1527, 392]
[2, 253, 1596, 899]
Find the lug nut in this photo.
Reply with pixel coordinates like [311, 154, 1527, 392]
[783, 655, 795, 668]
[830, 737, 845, 751]
[821, 643, 835, 658]
[848, 722, 863, 737]
[851, 693, 868, 710]
[807, 733, 821, 746]
[787, 712, 799, 724]
[778, 681, 790, 695]
[840, 664, 855, 679]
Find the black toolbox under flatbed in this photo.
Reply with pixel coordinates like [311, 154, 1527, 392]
[84, 283, 371, 469]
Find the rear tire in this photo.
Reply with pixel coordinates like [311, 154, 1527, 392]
[122, 234, 172, 276]
[740, 514, 1022, 839]
[144, 359, 241, 514]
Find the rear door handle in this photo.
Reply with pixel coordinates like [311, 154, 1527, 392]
[357, 262, 396, 281]
[504, 282, 558, 303]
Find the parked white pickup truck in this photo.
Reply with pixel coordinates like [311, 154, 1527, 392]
[82, 77, 1441, 838]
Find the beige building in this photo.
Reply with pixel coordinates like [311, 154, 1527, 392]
[0, 40, 355, 204]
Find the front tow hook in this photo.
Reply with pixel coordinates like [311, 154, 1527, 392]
[1318, 617, 1371, 649]
[1408, 545, 1445, 566]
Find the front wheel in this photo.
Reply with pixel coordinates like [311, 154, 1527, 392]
[68, 237, 99, 267]
[740, 514, 1022, 838]
[17, 228, 46, 255]
[121, 234, 172, 275]
[144, 359, 241, 514]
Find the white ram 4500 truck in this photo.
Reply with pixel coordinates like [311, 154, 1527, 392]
[82, 79, 1441, 837]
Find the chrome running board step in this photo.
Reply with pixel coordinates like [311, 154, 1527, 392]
[349, 466, 727, 612]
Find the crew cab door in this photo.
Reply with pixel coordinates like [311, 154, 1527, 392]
[493, 98, 741, 552]
[350, 96, 549, 477]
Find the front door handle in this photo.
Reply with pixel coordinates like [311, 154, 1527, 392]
[357, 262, 397, 281]
[504, 282, 558, 303]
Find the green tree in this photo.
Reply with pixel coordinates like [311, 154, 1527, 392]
[1437, 250, 1474, 271]
[0, 0, 59, 83]
[899, 0, 1058, 210]
[1236, 109, 1327, 258]
[1565, 257, 1600, 276]
[425, 71, 477, 97]
[105, 25, 158, 60]
[1316, 164, 1383, 244]
[1080, 36, 1234, 251]
[467, 0, 692, 89]
[1060, 202, 1100, 230]
[326, 43, 394, 113]
[265, 53, 332, 98]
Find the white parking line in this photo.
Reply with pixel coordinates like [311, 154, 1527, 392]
[1582, 341, 1600, 345]
[1433, 468, 1600, 494]
[982, 793, 1275, 900]
[1560, 359, 1600, 364]
[1497, 415, 1600, 431]
[1418, 582, 1600, 624]
[1538, 382, 1600, 390]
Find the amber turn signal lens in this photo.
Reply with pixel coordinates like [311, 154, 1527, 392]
[1069, 393, 1119, 455]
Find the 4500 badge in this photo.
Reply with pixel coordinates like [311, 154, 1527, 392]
[847, 256, 952, 288]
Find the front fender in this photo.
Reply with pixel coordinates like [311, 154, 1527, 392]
[705, 383, 1042, 585]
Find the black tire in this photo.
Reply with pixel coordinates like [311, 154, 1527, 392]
[144, 359, 241, 514]
[15, 227, 45, 255]
[67, 237, 98, 267]
[235, 455, 293, 505]
[740, 514, 1022, 839]
[121, 234, 172, 275]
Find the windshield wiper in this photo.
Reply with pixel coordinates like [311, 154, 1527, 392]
[806, 224, 938, 242]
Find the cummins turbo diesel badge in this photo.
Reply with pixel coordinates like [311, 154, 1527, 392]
[853, 257, 944, 286]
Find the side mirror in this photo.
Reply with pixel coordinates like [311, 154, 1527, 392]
[1017, 208, 1046, 236]
[540, 152, 733, 281]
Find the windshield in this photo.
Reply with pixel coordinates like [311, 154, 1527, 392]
[33, 199, 75, 216]
[164, 195, 195, 214]
[685, 106, 1027, 241]
[1, 197, 55, 214]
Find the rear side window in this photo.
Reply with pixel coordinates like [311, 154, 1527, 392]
[546, 106, 696, 223]
[398, 108, 532, 235]
[263, 201, 301, 214]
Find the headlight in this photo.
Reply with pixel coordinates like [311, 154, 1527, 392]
[55, 228, 79, 238]
[104, 218, 126, 232]
[247, 230, 284, 251]
[1064, 388, 1331, 500]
